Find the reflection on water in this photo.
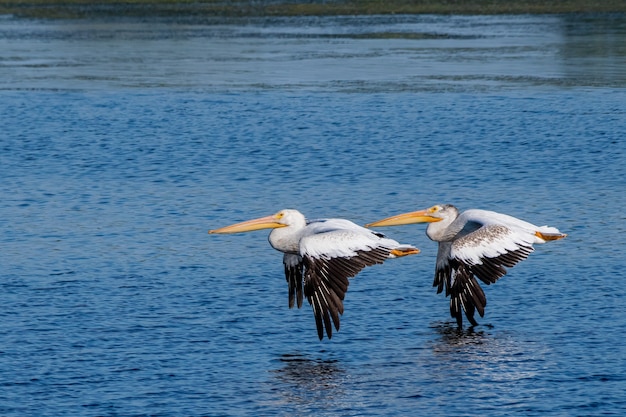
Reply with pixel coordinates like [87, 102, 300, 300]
[270, 353, 347, 411]
[431, 322, 492, 348]
[0, 13, 624, 91]
[560, 13, 626, 85]
[428, 322, 548, 385]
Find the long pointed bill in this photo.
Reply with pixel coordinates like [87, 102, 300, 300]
[366, 209, 442, 228]
[209, 214, 287, 234]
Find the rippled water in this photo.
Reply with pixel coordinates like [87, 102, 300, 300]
[1, 13, 625, 91]
[1, 12, 625, 417]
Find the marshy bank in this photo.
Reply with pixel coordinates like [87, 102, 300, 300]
[1, 0, 626, 20]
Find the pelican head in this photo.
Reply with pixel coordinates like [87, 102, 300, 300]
[366, 204, 458, 228]
[209, 209, 305, 234]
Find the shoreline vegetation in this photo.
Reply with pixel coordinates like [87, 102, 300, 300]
[1, 0, 626, 19]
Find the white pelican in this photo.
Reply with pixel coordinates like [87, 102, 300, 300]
[209, 209, 420, 340]
[366, 204, 566, 327]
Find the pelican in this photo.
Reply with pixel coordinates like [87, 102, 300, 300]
[367, 204, 566, 327]
[209, 209, 420, 340]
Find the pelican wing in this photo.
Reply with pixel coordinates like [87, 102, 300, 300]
[435, 210, 539, 326]
[452, 223, 535, 283]
[299, 220, 400, 340]
[450, 210, 538, 283]
[433, 242, 483, 327]
[283, 253, 304, 309]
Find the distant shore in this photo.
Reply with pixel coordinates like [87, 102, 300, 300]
[2, 0, 626, 19]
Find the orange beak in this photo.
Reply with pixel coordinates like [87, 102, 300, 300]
[209, 214, 287, 234]
[366, 209, 442, 228]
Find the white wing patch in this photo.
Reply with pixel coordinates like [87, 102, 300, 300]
[451, 224, 534, 265]
[300, 219, 399, 260]
[300, 229, 386, 259]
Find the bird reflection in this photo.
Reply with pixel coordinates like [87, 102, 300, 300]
[432, 321, 491, 349]
[428, 321, 544, 384]
[271, 353, 346, 407]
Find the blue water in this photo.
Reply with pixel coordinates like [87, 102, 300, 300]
[1, 13, 625, 416]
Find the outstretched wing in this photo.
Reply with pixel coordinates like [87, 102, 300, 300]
[434, 212, 538, 326]
[283, 253, 304, 309]
[299, 219, 412, 340]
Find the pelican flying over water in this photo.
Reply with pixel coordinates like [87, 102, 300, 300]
[209, 209, 420, 340]
[367, 204, 566, 327]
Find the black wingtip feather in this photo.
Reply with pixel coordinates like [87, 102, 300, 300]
[296, 278, 303, 309]
[302, 246, 394, 340]
[323, 311, 333, 339]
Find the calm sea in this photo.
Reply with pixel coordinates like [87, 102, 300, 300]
[1, 12, 625, 416]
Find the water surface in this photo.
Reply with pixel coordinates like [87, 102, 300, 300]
[1, 12, 625, 417]
[1, 13, 625, 91]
